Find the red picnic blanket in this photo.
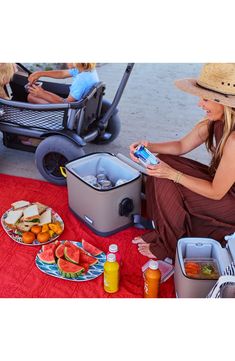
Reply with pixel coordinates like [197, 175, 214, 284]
[0, 173, 175, 298]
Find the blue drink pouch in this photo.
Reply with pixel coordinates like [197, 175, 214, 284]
[134, 145, 159, 166]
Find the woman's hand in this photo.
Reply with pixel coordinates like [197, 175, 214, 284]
[28, 83, 44, 97]
[129, 140, 149, 163]
[147, 160, 178, 181]
[28, 71, 41, 84]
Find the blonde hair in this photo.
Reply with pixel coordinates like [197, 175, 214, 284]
[0, 63, 15, 99]
[73, 63, 96, 72]
[206, 106, 235, 175]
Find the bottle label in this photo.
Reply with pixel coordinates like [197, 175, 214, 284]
[143, 271, 161, 298]
[104, 269, 119, 293]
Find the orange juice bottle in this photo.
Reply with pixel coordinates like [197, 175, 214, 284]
[143, 260, 161, 298]
[104, 253, 120, 293]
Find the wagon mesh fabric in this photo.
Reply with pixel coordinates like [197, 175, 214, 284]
[0, 105, 65, 130]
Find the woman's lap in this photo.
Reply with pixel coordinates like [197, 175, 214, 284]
[142, 154, 235, 259]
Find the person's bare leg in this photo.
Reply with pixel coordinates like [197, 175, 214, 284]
[138, 243, 156, 258]
[132, 230, 157, 245]
[132, 237, 146, 244]
[27, 94, 49, 104]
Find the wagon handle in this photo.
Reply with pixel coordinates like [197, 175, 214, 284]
[16, 63, 32, 75]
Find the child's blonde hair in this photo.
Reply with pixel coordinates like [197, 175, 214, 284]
[74, 63, 96, 72]
[0, 63, 15, 99]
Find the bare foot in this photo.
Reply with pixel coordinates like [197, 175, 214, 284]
[132, 237, 146, 244]
[138, 243, 156, 258]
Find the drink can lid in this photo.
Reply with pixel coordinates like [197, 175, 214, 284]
[149, 260, 159, 270]
[100, 180, 112, 186]
[107, 253, 116, 262]
[97, 173, 107, 181]
[109, 244, 118, 253]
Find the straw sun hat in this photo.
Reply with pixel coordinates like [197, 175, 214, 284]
[175, 63, 235, 107]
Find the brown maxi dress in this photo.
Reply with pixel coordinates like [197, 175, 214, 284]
[142, 120, 235, 260]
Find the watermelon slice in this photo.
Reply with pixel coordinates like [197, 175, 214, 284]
[64, 241, 80, 250]
[38, 249, 56, 264]
[57, 258, 84, 278]
[64, 246, 80, 264]
[79, 262, 90, 273]
[42, 242, 58, 252]
[55, 244, 66, 258]
[76, 246, 88, 255]
[82, 239, 102, 256]
[80, 251, 98, 266]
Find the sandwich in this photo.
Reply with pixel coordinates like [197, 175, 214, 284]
[16, 222, 39, 232]
[39, 208, 52, 225]
[33, 202, 48, 215]
[11, 200, 31, 210]
[4, 210, 23, 228]
[23, 205, 40, 222]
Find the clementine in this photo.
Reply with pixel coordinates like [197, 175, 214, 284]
[31, 225, 42, 235]
[37, 231, 50, 243]
[22, 231, 35, 244]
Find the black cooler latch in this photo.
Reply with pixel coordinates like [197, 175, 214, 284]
[119, 198, 134, 216]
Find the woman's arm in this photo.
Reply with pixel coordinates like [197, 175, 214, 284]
[129, 119, 209, 162]
[28, 69, 71, 84]
[147, 119, 209, 155]
[147, 132, 235, 200]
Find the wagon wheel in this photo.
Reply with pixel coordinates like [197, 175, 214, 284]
[35, 135, 85, 185]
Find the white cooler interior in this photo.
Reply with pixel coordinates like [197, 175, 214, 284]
[66, 153, 140, 185]
[177, 238, 231, 274]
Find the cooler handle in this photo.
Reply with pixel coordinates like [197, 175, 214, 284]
[60, 167, 67, 178]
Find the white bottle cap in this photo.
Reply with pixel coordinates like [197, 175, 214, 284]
[109, 244, 118, 253]
[107, 253, 116, 262]
[149, 260, 159, 270]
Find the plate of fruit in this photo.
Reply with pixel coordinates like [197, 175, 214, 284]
[1, 200, 64, 246]
[35, 239, 106, 281]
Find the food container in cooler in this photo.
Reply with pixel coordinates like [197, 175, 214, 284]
[174, 237, 235, 298]
[183, 258, 220, 280]
[65, 152, 143, 236]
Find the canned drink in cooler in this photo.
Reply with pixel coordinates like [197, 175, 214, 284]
[82, 175, 98, 186]
[134, 145, 159, 166]
[100, 179, 112, 190]
[94, 183, 102, 189]
[96, 173, 107, 182]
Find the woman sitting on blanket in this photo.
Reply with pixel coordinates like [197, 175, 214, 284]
[0, 63, 16, 99]
[130, 63, 235, 261]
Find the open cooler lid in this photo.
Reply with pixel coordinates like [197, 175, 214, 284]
[116, 153, 148, 175]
